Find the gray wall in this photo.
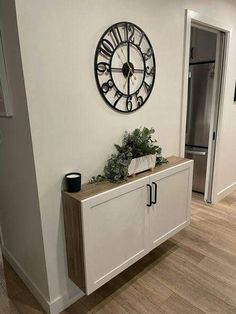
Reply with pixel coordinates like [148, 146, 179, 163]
[0, 0, 49, 302]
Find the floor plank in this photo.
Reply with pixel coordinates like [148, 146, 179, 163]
[1, 191, 236, 313]
[160, 292, 205, 314]
[199, 257, 236, 286]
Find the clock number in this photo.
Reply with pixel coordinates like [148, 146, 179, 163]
[144, 81, 151, 94]
[143, 47, 153, 60]
[102, 79, 113, 94]
[99, 39, 114, 60]
[134, 93, 144, 107]
[146, 66, 155, 76]
[126, 95, 133, 111]
[114, 90, 123, 108]
[128, 24, 135, 43]
[123, 24, 128, 42]
[110, 26, 123, 47]
[96, 62, 110, 75]
[138, 32, 144, 47]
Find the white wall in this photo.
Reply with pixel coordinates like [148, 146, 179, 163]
[0, 0, 49, 306]
[10, 0, 236, 312]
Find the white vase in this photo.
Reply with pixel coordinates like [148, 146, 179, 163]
[128, 154, 156, 176]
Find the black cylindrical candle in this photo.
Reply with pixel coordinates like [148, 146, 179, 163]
[65, 172, 81, 193]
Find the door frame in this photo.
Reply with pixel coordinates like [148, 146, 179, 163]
[180, 10, 232, 203]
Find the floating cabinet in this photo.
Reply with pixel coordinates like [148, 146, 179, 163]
[63, 156, 193, 294]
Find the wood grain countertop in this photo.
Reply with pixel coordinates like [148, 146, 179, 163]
[63, 156, 191, 202]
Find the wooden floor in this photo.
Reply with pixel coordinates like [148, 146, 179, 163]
[1, 192, 236, 313]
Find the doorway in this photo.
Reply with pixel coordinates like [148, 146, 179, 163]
[181, 10, 231, 203]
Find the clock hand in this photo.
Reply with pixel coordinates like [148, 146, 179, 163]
[115, 44, 136, 80]
[120, 47, 137, 81]
[123, 68, 135, 90]
[123, 69, 131, 89]
[116, 50, 125, 64]
[125, 72, 135, 87]
[121, 44, 137, 80]
[115, 47, 135, 85]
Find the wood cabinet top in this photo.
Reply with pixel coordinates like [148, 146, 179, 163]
[63, 156, 191, 202]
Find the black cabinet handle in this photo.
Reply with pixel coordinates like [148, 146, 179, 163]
[147, 184, 152, 207]
[152, 182, 157, 204]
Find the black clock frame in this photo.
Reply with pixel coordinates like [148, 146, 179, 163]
[94, 21, 156, 113]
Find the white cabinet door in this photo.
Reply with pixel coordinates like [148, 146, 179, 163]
[149, 163, 193, 250]
[82, 177, 150, 294]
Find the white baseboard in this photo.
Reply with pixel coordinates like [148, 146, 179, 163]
[2, 245, 51, 313]
[49, 288, 84, 314]
[2, 245, 84, 314]
[215, 181, 236, 203]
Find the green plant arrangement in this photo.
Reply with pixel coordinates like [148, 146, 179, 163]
[90, 127, 168, 183]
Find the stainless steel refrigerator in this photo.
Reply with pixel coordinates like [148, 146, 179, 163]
[185, 62, 215, 193]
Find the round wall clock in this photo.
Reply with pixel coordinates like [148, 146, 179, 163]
[94, 21, 156, 113]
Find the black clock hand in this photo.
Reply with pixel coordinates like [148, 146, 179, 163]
[114, 46, 134, 85]
[120, 42, 136, 81]
[123, 69, 131, 89]
[127, 40, 129, 65]
[120, 46, 135, 75]
[128, 71, 130, 95]
[128, 41, 130, 94]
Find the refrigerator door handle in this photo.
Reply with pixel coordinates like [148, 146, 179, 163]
[186, 74, 192, 136]
[185, 150, 207, 156]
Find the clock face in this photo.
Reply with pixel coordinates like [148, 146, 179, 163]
[94, 22, 156, 113]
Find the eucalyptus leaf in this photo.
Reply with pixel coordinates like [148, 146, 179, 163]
[89, 127, 168, 183]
